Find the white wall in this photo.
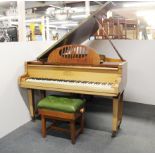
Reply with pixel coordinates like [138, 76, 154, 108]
[0, 40, 155, 138]
[0, 41, 52, 138]
[84, 40, 155, 105]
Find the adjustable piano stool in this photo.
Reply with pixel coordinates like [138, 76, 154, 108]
[37, 96, 86, 144]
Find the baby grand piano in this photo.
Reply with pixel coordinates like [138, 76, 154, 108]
[19, 3, 127, 137]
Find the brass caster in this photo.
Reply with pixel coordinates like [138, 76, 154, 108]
[118, 124, 121, 129]
[112, 131, 117, 137]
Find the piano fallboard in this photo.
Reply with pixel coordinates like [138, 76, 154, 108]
[25, 64, 122, 82]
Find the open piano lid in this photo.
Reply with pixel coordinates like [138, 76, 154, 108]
[37, 2, 113, 61]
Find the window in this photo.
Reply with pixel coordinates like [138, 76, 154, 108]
[25, 1, 96, 41]
[0, 1, 18, 42]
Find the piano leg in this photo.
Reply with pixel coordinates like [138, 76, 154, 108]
[28, 89, 35, 121]
[112, 92, 124, 137]
[118, 91, 124, 129]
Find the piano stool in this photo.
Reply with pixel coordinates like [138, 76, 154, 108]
[37, 96, 86, 144]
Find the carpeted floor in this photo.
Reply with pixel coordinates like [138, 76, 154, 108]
[1, 99, 155, 153]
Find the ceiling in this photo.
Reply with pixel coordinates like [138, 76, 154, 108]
[1, 1, 155, 28]
[1, 1, 155, 18]
[110, 1, 155, 19]
[24, 1, 102, 29]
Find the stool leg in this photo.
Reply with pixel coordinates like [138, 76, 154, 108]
[80, 113, 84, 134]
[70, 121, 76, 144]
[41, 115, 46, 138]
[80, 108, 85, 133]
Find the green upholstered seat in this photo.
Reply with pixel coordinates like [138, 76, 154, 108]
[37, 96, 85, 113]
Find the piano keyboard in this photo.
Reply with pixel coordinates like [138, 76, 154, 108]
[26, 78, 112, 89]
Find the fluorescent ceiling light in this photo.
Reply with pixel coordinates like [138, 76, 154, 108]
[49, 25, 68, 29]
[63, 23, 78, 27]
[123, 2, 155, 7]
[49, 25, 57, 28]
[49, 5, 62, 9]
[0, 16, 18, 20]
[50, 23, 78, 27]
[55, 14, 69, 21]
[26, 18, 42, 23]
[71, 14, 88, 19]
[136, 10, 155, 17]
[50, 21, 77, 25]
[58, 26, 68, 29]
[72, 7, 85, 13]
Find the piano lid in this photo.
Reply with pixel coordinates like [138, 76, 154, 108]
[37, 2, 113, 61]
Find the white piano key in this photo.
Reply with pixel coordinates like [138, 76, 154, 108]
[26, 78, 112, 89]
